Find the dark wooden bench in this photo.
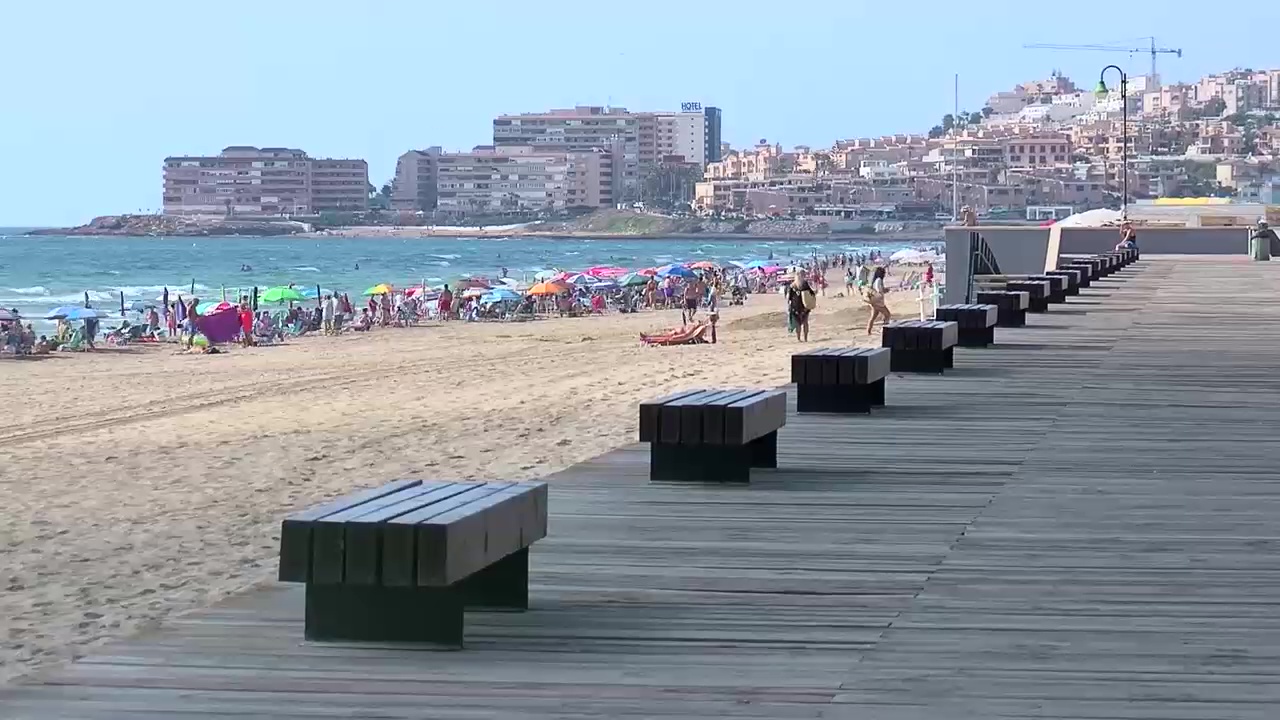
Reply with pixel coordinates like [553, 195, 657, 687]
[882, 320, 958, 374]
[791, 347, 891, 413]
[278, 479, 548, 646]
[975, 290, 1029, 328]
[1027, 274, 1068, 304]
[934, 304, 998, 347]
[1044, 268, 1083, 295]
[1064, 258, 1101, 282]
[639, 389, 787, 483]
[1004, 280, 1052, 313]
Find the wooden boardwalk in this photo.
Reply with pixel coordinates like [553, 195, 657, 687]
[5, 256, 1280, 719]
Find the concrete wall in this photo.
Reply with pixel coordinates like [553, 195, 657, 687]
[943, 226, 1052, 303]
[1057, 227, 1249, 256]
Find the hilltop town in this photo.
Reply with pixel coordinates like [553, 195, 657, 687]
[44, 66, 1280, 237]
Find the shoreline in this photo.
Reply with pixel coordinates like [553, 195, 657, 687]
[18, 229, 943, 242]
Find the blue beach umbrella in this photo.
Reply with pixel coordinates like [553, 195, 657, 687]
[590, 280, 618, 291]
[656, 264, 696, 279]
[62, 307, 109, 321]
[743, 260, 770, 270]
[44, 305, 83, 320]
[480, 287, 522, 304]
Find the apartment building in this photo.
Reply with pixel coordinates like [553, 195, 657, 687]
[390, 145, 617, 216]
[162, 146, 368, 216]
[493, 106, 639, 194]
[310, 159, 370, 213]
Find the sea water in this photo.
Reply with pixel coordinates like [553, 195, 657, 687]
[0, 232, 936, 328]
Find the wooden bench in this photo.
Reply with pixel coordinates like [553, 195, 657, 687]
[278, 479, 548, 646]
[1044, 268, 1083, 295]
[639, 389, 787, 483]
[975, 290, 1029, 328]
[791, 347, 891, 413]
[1004, 280, 1052, 313]
[934, 304, 998, 347]
[1027, 274, 1068, 304]
[1063, 258, 1101, 282]
[882, 320, 958, 374]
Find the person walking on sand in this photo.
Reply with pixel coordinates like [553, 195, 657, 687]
[786, 270, 816, 343]
[864, 266, 892, 336]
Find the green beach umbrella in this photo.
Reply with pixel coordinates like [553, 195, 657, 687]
[261, 286, 306, 304]
[363, 283, 394, 296]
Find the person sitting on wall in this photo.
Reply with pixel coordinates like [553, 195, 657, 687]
[1115, 220, 1138, 251]
[1251, 219, 1279, 257]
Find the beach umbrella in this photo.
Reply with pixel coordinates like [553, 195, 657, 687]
[44, 305, 83, 319]
[528, 281, 568, 296]
[196, 300, 237, 315]
[362, 283, 394, 296]
[480, 287, 522, 304]
[619, 272, 650, 287]
[62, 307, 109, 321]
[461, 287, 486, 298]
[584, 266, 627, 278]
[127, 300, 155, 312]
[656, 264, 696, 279]
[0, 308, 19, 321]
[590, 279, 619, 291]
[533, 269, 560, 281]
[261, 286, 307, 304]
[726, 260, 748, 269]
[688, 260, 717, 270]
[743, 260, 771, 270]
[565, 273, 594, 286]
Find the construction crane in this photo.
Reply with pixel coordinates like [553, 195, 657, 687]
[1023, 37, 1183, 79]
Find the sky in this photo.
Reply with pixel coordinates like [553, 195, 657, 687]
[3, 0, 1278, 226]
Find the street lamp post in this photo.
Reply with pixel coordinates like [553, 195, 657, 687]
[1095, 65, 1128, 219]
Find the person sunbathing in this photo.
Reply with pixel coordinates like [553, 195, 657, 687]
[353, 308, 373, 331]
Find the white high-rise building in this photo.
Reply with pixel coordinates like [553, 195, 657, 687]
[655, 112, 707, 166]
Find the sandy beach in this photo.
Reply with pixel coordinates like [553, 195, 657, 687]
[0, 279, 922, 683]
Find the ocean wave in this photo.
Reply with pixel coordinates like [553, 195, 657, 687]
[431, 254, 461, 260]
[8, 286, 49, 295]
[292, 266, 321, 273]
[433, 261, 451, 267]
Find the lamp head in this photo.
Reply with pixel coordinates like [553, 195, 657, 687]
[1093, 80, 1109, 99]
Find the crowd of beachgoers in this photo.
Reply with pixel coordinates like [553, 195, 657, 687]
[1, 247, 942, 356]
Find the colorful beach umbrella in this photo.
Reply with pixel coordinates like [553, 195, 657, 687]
[619, 272, 650, 287]
[362, 283, 394, 296]
[528, 281, 568, 296]
[585, 266, 627, 278]
[565, 273, 594, 286]
[636, 268, 658, 276]
[688, 261, 717, 270]
[261, 286, 307, 304]
[196, 301, 237, 315]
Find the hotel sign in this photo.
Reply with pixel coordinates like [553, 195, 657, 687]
[681, 102, 702, 112]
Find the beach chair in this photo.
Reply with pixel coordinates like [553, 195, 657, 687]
[59, 329, 86, 352]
